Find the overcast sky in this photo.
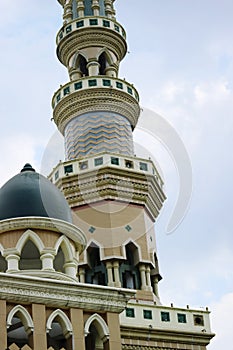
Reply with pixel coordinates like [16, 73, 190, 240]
[0, 1, 232, 348]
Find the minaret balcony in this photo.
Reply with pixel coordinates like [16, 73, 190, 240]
[52, 76, 140, 134]
[48, 153, 166, 221]
[56, 16, 127, 66]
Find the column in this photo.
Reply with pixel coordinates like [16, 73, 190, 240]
[104, 0, 113, 18]
[146, 265, 153, 291]
[106, 261, 114, 287]
[79, 267, 86, 283]
[70, 308, 85, 350]
[139, 264, 147, 290]
[113, 261, 121, 287]
[92, 0, 100, 16]
[32, 304, 47, 350]
[153, 276, 159, 298]
[0, 300, 7, 349]
[87, 60, 100, 76]
[105, 65, 117, 78]
[5, 253, 20, 272]
[41, 251, 55, 271]
[63, 0, 73, 23]
[77, 0, 85, 17]
[106, 312, 121, 350]
[70, 67, 83, 80]
[64, 261, 78, 278]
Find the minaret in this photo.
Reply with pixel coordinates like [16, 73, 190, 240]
[50, 0, 166, 301]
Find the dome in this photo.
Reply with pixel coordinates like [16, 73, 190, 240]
[0, 164, 72, 222]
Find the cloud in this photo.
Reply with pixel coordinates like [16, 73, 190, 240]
[209, 293, 233, 349]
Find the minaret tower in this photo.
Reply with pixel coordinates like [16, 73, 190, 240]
[50, 0, 166, 301]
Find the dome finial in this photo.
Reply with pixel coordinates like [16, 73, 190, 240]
[21, 163, 35, 173]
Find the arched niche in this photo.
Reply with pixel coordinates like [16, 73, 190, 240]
[85, 242, 107, 286]
[7, 305, 34, 348]
[120, 241, 141, 289]
[46, 309, 73, 349]
[85, 313, 109, 350]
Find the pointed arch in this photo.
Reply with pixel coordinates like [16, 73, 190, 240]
[70, 51, 88, 76]
[122, 239, 141, 264]
[7, 305, 34, 335]
[16, 229, 44, 254]
[46, 309, 72, 339]
[120, 240, 141, 289]
[97, 48, 114, 66]
[84, 313, 109, 342]
[54, 235, 75, 273]
[84, 241, 107, 286]
[54, 235, 74, 261]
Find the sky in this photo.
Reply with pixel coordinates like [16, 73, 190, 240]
[0, 0, 232, 348]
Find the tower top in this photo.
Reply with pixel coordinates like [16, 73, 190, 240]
[58, 0, 116, 23]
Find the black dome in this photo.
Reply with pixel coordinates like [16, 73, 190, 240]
[0, 164, 72, 222]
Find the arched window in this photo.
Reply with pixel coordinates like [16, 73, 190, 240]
[85, 244, 107, 286]
[19, 240, 42, 270]
[78, 54, 88, 77]
[98, 52, 107, 75]
[85, 314, 109, 350]
[46, 309, 72, 350]
[120, 242, 141, 289]
[54, 247, 65, 273]
[47, 319, 68, 350]
[7, 306, 33, 348]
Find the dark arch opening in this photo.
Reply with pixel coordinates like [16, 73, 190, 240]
[85, 245, 107, 286]
[19, 240, 42, 270]
[54, 246, 65, 273]
[120, 242, 141, 289]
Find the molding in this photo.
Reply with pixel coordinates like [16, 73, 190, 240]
[120, 325, 215, 347]
[0, 273, 134, 312]
[57, 27, 127, 66]
[53, 88, 140, 133]
[0, 217, 87, 253]
[57, 167, 166, 221]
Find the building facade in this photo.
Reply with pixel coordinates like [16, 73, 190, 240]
[0, 1, 214, 350]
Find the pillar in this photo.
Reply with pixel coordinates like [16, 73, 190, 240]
[79, 267, 85, 283]
[0, 300, 7, 349]
[139, 264, 147, 290]
[87, 60, 100, 76]
[6, 253, 20, 272]
[146, 265, 153, 291]
[70, 308, 85, 350]
[113, 261, 121, 287]
[153, 276, 159, 298]
[63, 1, 73, 23]
[64, 261, 78, 278]
[92, 0, 100, 16]
[104, 0, 113, 18]
[77, 0, 85, 17]
[106, 312, 121, 350]
[41, 252, 55, 271]
[106, 261, 114, 286]
[32, 304, 47, 350]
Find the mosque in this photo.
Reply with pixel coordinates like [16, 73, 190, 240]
[0, 1, 214, 349]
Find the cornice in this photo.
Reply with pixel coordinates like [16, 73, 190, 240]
[53, 88, 140, 133]
[57, 26, 127, 66]
[120, 325, 215, 346]
[0, 273, 134, 312]
[0, 217, 86, 252]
